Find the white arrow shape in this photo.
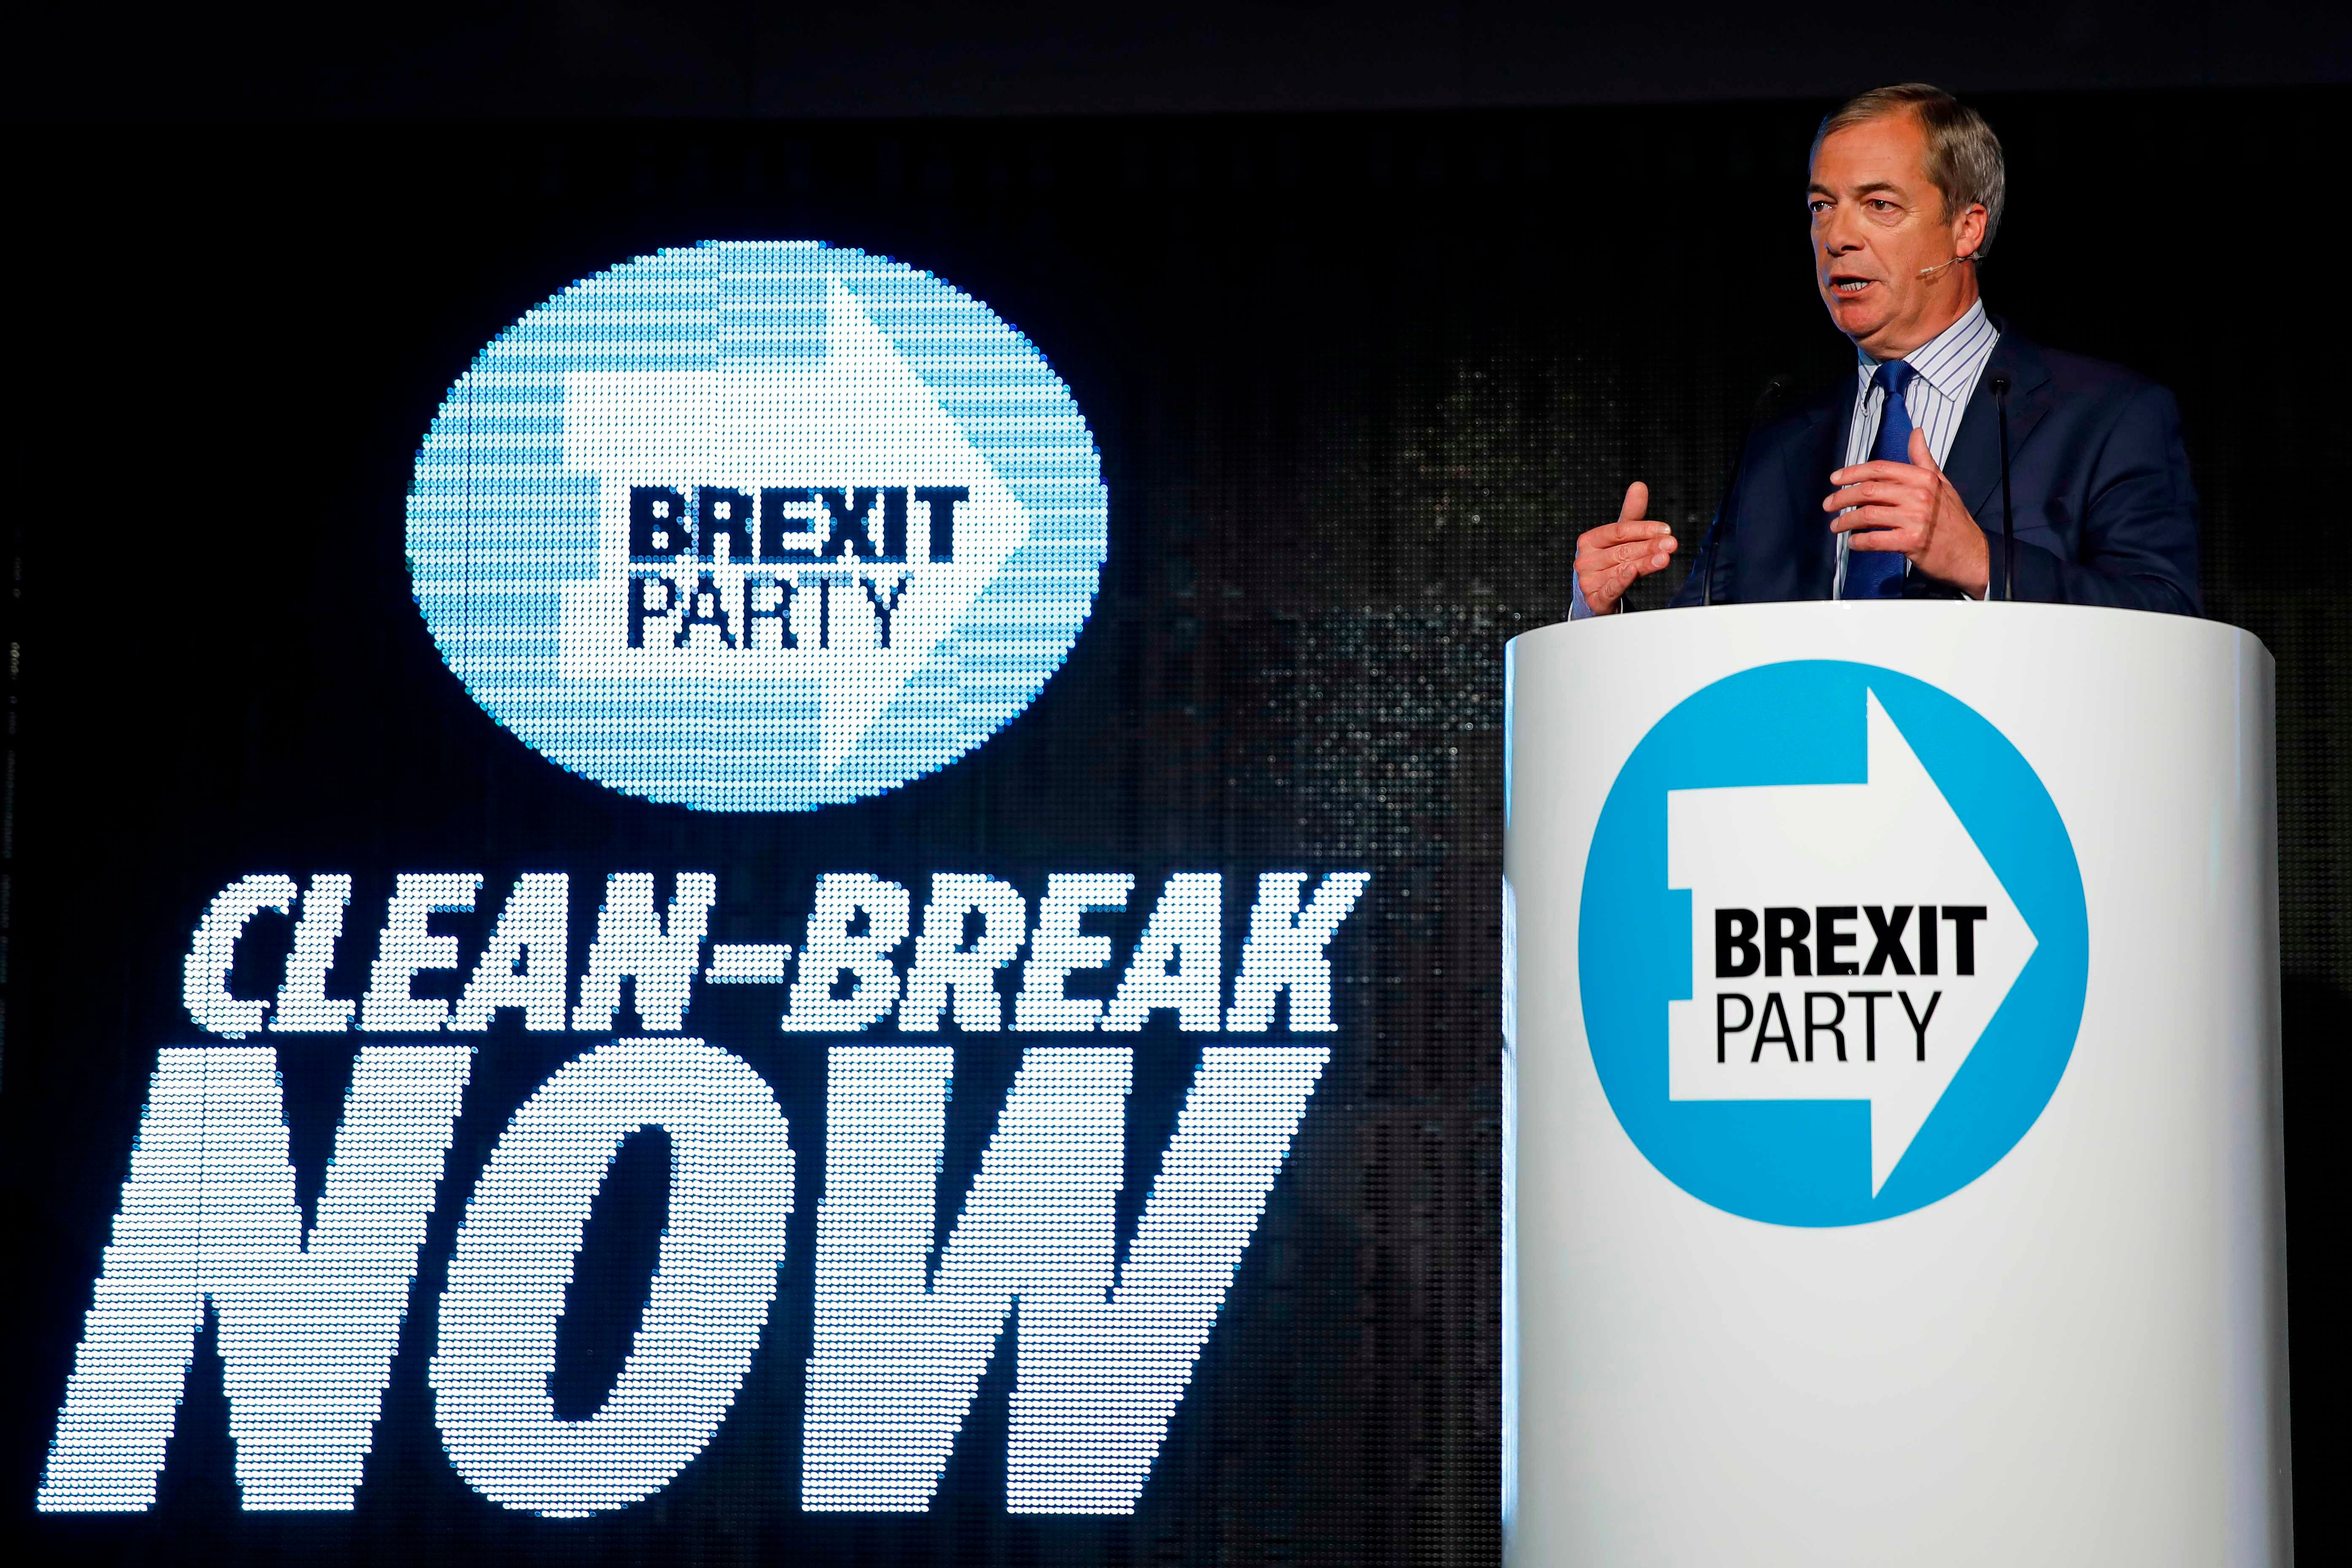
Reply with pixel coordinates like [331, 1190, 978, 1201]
[555, 275, 1032, 775]
[1664, 691, 2036, 1195]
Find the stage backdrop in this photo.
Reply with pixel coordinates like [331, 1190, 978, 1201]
[6, 87, 2345, 1565]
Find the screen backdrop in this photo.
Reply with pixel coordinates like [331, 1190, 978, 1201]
[7, 87, 2346, 1565]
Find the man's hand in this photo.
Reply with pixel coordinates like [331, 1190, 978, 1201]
[1575, 483, 1679, 615]
[1825, 429, 1990, 598]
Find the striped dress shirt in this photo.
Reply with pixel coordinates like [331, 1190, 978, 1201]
[1568, 300, 2002, 616]
[1832, 300, 2000, 597]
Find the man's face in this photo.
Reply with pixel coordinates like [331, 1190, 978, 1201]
[1808, 111, 1986, 358]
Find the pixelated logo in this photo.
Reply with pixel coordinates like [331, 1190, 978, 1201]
[407, 241, 1108, 811]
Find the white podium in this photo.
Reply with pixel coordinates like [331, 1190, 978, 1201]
[1503, 603, 2288, 1568]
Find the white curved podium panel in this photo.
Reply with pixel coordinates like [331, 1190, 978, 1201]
[1503, 603, 2287, 1568]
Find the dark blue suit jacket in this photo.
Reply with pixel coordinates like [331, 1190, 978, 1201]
[1673, 327, 2203, 614]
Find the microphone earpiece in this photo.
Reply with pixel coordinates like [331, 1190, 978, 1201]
[1916, 255, 1977, 279]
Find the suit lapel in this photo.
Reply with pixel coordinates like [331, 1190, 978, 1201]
[1944, 329, 2053, 523]
[1724, 376, 1849, 603]
[1788, 387, 1849, 599]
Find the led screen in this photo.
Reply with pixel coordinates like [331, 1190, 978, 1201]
[21, 226, 1370, 1540]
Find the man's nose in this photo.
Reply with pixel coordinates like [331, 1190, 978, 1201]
[1816, 214, 1862, 255]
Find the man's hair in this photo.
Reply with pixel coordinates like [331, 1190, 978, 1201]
[1814, 83, 2007, 260]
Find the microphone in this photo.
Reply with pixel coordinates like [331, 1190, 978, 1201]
[1989, 371, 2016, 601]
[1700, 374, 1790, 607]
[1915, 255, 1976, 279]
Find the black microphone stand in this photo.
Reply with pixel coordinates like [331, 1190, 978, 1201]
[1700, 375, 1789, 607]
[1989, 372, 2016, 601]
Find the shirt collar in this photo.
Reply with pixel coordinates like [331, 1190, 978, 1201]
[1853, 299, 1993, 401]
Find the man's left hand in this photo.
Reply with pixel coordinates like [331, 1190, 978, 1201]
[1825, 428, 1991, 598]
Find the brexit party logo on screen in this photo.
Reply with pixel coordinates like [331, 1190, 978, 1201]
[406, 240, 1108, 812]
[1579, 662, 2089, 1226]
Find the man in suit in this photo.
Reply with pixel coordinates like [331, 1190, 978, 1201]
[1573, 83, 2201, 617]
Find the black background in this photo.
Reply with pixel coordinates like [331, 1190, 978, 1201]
[11, 2, 2351, 117]
[7, 80, 2349, 1564]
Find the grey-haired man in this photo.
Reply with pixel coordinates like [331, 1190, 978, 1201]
[1574, 83, 2200, 617]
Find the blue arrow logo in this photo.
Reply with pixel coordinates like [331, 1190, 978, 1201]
[1579, 661, 2089, 1227]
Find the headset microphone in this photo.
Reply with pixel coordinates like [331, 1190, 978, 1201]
[1916, 255, 1977, 279]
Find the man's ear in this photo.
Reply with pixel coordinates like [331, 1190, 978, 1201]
[1954, 201, 1989, 261]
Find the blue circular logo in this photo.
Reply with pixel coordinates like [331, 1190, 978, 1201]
[1579, 661, 2088, 1226]
[406, 241, 1108, 812]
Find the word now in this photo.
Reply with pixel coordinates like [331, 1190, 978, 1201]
[1713, 903, 1989, 979]
[38, 1037, 1325, 1517]
[630, 484, 969, 565]
[184, 870, 1371, 1040]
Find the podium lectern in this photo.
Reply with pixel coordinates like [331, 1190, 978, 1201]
[1503, 603, 2288, 1567]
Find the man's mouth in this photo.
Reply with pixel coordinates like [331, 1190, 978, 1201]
[1830, 276, 1876, 295]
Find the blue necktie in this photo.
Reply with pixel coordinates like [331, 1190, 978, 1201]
[1840, 359, 1918, 600]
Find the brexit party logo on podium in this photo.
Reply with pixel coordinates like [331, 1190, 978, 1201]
[406, 240, 1108, 812]
[1580, 662, 2089, 1226]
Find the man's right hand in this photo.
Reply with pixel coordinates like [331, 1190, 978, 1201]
[1574, 483, 1679, 615]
